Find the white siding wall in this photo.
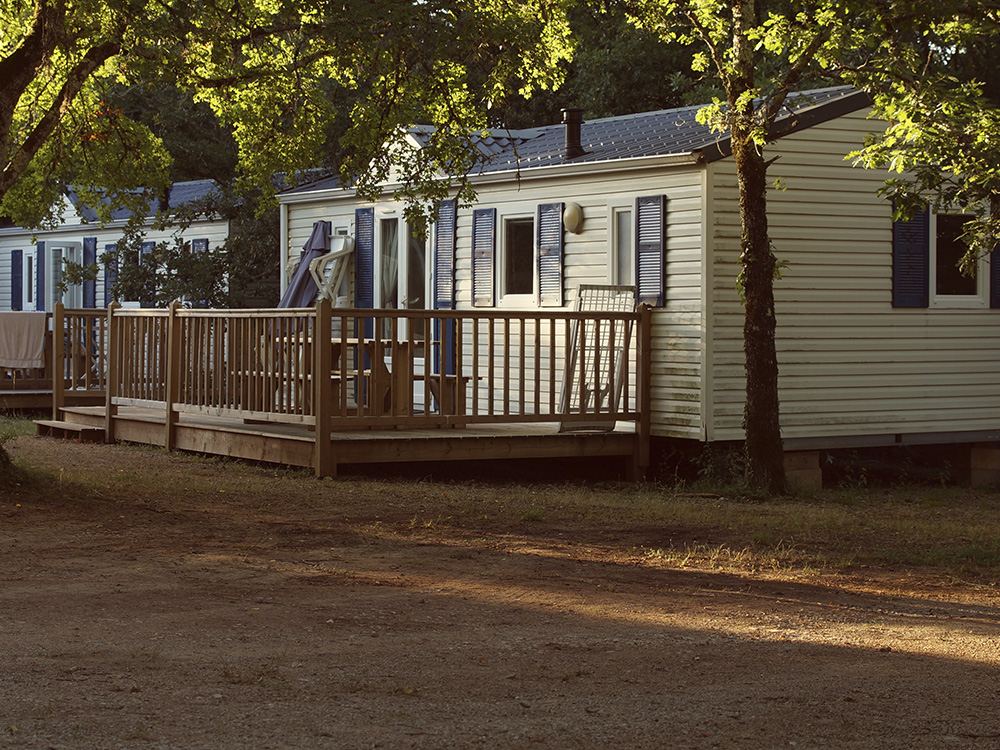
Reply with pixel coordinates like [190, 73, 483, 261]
[0, 217, 229, 311]
[707, 108, 1000, 445]
[283, 165, 706, 438]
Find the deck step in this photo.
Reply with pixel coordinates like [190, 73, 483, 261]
[35, 420, 105, 443]
[56, 407, 106, 428]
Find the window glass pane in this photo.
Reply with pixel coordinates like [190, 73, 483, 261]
[406, 225, 426, 341]
[505, 218, 533, 295]
[616, 209, 633, 285]
[379, 218, 399, 309]
[53, 249, 63, 304]
[936, 214, 976, 295]
[25, 261, 32, 304]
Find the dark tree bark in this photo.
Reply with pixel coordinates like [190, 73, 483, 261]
[731, 128, 785, 493]
[728, 0, 785, 493]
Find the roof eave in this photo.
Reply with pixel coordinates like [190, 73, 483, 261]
[700, 87, 874, 164]
[278, 151, 705, 205]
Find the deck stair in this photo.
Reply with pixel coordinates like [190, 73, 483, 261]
[36, 419, 105, 443]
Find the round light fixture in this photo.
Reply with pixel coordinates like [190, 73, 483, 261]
[563, 202, 584, 233]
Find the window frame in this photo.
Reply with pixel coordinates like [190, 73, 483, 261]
[607, 201, 634, 286]
[929, 211, 989, 309]
[497, 211, 536, 308]
[22, 247, 36, 311]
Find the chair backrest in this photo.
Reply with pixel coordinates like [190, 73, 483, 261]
[559, 285, 637, 430]
[575, 284, 636, 314]
[309, 235, 355, 303]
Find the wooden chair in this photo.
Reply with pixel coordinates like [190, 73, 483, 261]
[559, 284, 636, 432]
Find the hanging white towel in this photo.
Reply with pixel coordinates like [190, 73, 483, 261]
[0, 312, 47, 368]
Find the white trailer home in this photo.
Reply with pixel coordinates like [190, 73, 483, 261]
[0, 180, 229, 312]
[277, 85, 1000, 483]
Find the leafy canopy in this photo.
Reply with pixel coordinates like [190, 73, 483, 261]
[1, 0, 574, 230]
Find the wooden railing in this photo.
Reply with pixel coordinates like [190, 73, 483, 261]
[1, 307, 107, 414]
[52, 305, 109, 413]
[97, 300, 652, 474]
[103, 301, 649, 430]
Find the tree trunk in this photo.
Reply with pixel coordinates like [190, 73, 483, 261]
[732, 132, 785, 493]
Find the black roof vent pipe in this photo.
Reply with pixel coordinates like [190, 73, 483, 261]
[562, 108, 586, 159]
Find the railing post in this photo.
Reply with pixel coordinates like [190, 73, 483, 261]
[165, 300, 182, 451]
[632, 304, 653, 481]
[105, 303, 120, 443]
[313, 298, 335, 477]
[52, 302, 64, 420]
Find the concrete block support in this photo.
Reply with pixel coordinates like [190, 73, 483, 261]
[970, 445, 1000, 487]
[784, 450, 823, 492]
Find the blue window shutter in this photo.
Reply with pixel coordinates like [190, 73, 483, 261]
[537, 202, 564, 307]
[355, 208, 374, 308]
[433, 201, 458, 377]
[104, 244, 118, 306]
[36, 242, 45, 311]
[471, 208, 495, 307]
[11, 250, 22, 310]
[434, 200, 457, 310]
[892, 209, 929, 308]
[636, 195, 666, 307]
[83, 237, 97, 308]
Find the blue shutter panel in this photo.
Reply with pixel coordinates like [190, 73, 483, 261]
[355, 208, 374, 308]
[434, 200, 457, 309]
[537, 202, 564, 307]
[636, 195, 665, 307]
[36, 242, 45, 311]
[11, 250, 23, 310]
[892, 209, 929, 308]
[83, 237, 97, 308]
[104, 244, 118, 306]
[471, 208, 495, 307]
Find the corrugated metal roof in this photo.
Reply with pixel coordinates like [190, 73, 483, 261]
[68, 179, 220, 223]
[464, 86, 867, 173]
[284, 86, 869, 195]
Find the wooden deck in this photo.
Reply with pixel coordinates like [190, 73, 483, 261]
[23, 301, 651, 478]
[53, 405, 640, 476]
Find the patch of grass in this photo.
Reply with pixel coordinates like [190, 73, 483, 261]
[0, 416, 34, 489]
[521, 508, 545, 523]
[12, 433, 1000, 583]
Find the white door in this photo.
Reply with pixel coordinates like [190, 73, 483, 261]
[374, 217, 429, 412]
[375, 217, 427, 344]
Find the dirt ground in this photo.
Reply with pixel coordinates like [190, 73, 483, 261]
[2, 435, 1000, 749]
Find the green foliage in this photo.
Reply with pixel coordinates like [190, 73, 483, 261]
[2, 0, 575, 232]
[107, 84, 238, 183]
[0, 0, 176, 227]
[837, 3, 1000, 261]
[488, 1, 714, 128]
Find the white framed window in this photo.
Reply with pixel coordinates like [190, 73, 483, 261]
[22, 247, 36, 311]
[499, 214, 535, 306]
[373, 212, 427, 341]
[607, 203, 634, 286]
[52, 244, 83, 308]
[930, 212, 987, 308]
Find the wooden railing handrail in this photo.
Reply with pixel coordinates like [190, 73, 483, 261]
[103, 303, 648, 448]
[165, 307, 641, 322]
